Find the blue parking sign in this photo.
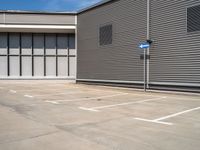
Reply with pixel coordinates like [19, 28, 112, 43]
[139, 43, 150, 49]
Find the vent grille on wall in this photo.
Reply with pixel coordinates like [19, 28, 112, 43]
[99, 24, 112, 46]
[187, 5, 200, 32]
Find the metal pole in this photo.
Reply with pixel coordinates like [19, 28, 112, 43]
[144, 48, 147, 92]
[55, 34, 58, 76]
[67, 34, 70, 76]
[19, 33, 22, 76]
[147, 0, 150, 89]
[7, 33, 10, 76]
[32, 33, 34, 76]
[44, 33, 46, 76]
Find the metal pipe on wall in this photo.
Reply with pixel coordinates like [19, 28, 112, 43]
[146, 0, 150, 88]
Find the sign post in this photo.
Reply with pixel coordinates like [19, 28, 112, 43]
[139, 43, 150, 92]
[143, 48, 147, 92]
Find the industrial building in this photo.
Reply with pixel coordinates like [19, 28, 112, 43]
[0, 0, 200, 91]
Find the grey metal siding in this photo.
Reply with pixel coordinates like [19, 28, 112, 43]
[77, 0, 147, 82]
[150, 0, 200, 87]
[0, 32, 76, 79]
[0, 13, 76, 25]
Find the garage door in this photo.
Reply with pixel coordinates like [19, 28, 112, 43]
[0, 33, 76, 79]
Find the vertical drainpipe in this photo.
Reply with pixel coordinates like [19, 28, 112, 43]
[75, 15, 78, 83]
[147, 0, 150, 88]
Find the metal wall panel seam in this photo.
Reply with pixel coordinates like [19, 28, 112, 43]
[147, 0, 150, 88]
[19, 33, 22, 76]
[75, 15, 78, 81]
[32, 33, 34, 76]
[7, 32, 9, 76]
[67, 34, 70, 76]
[55, 34, 58, 76]
[44, 33, 46, 76]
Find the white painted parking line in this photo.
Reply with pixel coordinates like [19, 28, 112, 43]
[33, 91, 83, 97]
[134, 118, 173, 125]
[45, 93, 128, 104]
[13, 89, 64, 92]
[79, 96, 167, 112]
[45, 101, 60, 104]
[24, 95, 34, 98]
[134, 106, 200, 126]
[46, 85, 80, 89]
[155, 106, 200, 121]
[9, 90, 17, 93]
[78, 107, 99, 112]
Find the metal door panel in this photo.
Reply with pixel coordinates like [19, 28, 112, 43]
[22, 57, 32, 76]
[0, 33, 7, 55]
[45, 34, 56, 55]
[9, 33, 20, 55]
[58, 57, 68, 76]
[57, 35, 68, 55]
[21, 34, 32, 55]
[46, 57, 56, 76]
[0, 57, 7, 76]
[69, 57, 76, 77]
[10, 56, 20, 76]
[33, 34, 44, 55]
[34, 57, 44, 76]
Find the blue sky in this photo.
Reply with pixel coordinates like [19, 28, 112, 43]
[0, 0, 103, 12]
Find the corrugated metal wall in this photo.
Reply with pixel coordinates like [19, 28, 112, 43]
[149, 0, 200, 87]
[77, 0, 147, 83]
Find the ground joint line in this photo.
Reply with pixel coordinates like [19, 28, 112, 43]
[45, 93, 128, 104]
[79, 96, 167, 111]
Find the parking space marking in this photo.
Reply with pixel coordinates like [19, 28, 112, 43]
[155, 106, 200, 121]
[134, 118, 173, 125]
[78, 107, 99, 112]
[45, 93, 129, 104]
[45, 85, 80, 89]
[12, 89, 66, 92]
[24, 95, 34, 98]
[33, 91, 84, 97]
[79, 96, 167, 112]
[45, 101, 60, 104]
[135, 106, 200, 126]
[9, 90, 17, 93]
[166, 96, 200, 102]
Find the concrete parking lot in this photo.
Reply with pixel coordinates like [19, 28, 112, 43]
[0, 80, 200, 150]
